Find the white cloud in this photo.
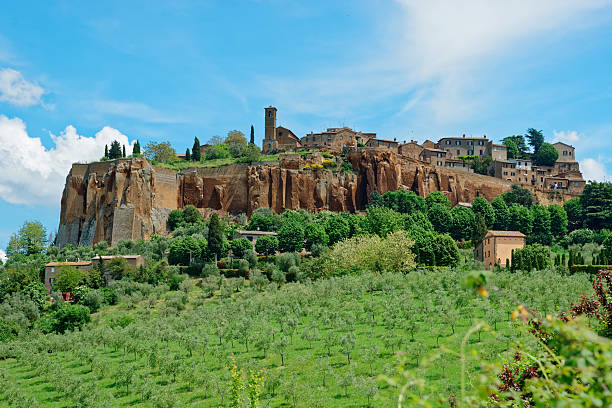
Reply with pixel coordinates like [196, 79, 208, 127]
[0, 68, 44, 107]
[93, 100, 183, 124]
[0, 249, 6, 263]
[581, 157, 610, 181]
[0, 115, 134, 206]
[264, 1, 612, 123]
[553, 130, 581, 144]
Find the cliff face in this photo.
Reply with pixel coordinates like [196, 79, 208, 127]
[55, 151, 569, 248]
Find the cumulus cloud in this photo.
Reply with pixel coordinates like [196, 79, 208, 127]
[0, 68, 44, 107]
[581, 158, 610, 182]
[0, 249, 6, 263]
[0, 115, 133, 206]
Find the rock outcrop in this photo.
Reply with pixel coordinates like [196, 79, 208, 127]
[55, 151, 573, 248]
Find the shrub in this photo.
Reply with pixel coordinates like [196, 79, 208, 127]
[512, 244, 552, 271]
[255, 235, 279, 257]
[244, 250, 258, 268]
[202, 263, 220, 277]
[277, 252, 300, 272]
[48, 303, 91, 334]
[230, 238, 253, 258]
[82, 289, 103, 313]
[238, 259, 250, 275]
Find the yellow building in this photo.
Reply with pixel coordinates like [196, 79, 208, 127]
[474, 230, 526, 269]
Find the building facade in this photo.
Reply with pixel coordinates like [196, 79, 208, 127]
[437, 135, 489, 159]
[474, 230, 526, 270]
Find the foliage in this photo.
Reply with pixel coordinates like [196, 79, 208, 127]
[529, 205, 552, 245]
[324, 215, 351, 245]
[367, 191, 384, 208]
[277, 220, 305, 253]
[564, 197, 583, 231]
[304, 223, 329, 250]
[409, 230, 460, 267]
[254, 235, 278, 257]
[427, 204, 452, 234]
[426, 191, 451, 209]
[501, 184, 535, 208]
[247, 208, 280, 232]
[580, 181, 612, 230]
[168, 236, 205, 266]
[167, 209, 184, 230]
[508, 204, 533, 235]
[54, 266, 85, 293]
[533, 142, 558, 166]
[502, 135, 528, 158]
[207, 214, 225, 260]
[525, 127, 544, 153]
[144, 141, 176, 163]
[491, 196, 510, 230]
[449, 206, 475, 241]
[108, 140, 122, 159]
[192, 137, 201, 161]
[133, 140, 141, 155]
[6, 221, 47, 256]
[548, 204, 568, 236]
[383, 190, 426, 214]
[230, 238, 252, 258]
[363, 206, 404, 237]
[45, 303, 91, 334]
[511, 243, 551, 271]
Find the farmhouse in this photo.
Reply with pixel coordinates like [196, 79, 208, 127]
[474, 230, 526, 270]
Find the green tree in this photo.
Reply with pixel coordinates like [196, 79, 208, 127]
[564, 198, 584, 231]
[383, 190, 426, 213]
[249, 125, 255, 145]
[508, 204, 533, 235]
[449, 206, 475, 241]
[242, 143, 262, 162]
[185, 148, 191, 161]
[525, 128, 545, 154]
[503, 135, 528, 158]
[230, 238, 252, 258]
[472, 213, 488, 245]
[247, 208, 280, 231]
[472, 197, 496, 228]
[367, 191, 384, 208]
[104, 144, 108, 158]
[304, 223, 329, 250]
[167, 209, 184, 230]
[207, 213, 225, 260]
[580, 182, 612, 230]
[363, 206, 403, 237]
[427, 203, 452, 233]
[226, 130, 247, 147]
[277, 220, 305, 253]
[122, 145, 126, 158]
[502, 139, 519, 159]
[54, 266, 85, 293]
[426, 191, 451, 209]
[502, 185, 535, 207]
[133, 140, 141, 155]
[534, 142, 558, 166]
[192, 137, 201, 161]
[324, 215, 351, 245]
[182, 205, 202, 224]
[255, 235, 278, 257]
[168, 236, 205, 266]
[6, 221, 47, 256]
[144, 141, 176, 163]
[492, 196, 510, 230]
[49, 303, 91, 333]
[548, 204, 568, 236]
[108, 140, 122, 159]
[530, 205, 552, 245]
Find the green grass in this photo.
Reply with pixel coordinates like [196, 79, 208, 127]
[152, 154, 280, 171]
[0, 268, 592, 407]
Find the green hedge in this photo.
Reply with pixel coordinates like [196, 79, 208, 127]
[569, 265, 612, 274]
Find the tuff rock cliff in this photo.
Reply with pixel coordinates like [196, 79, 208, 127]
[55, 150, 555, 248]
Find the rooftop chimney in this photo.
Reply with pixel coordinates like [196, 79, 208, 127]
[462, 134, 466, 138]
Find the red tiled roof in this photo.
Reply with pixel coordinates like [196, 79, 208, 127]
[485, 230, 526, 238]
[45, 261, 92, 267]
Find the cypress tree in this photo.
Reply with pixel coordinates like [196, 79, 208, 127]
[561, 253, 566, 266]
[207, 213, 224, 261]
[185, 148, 191, 161]
[133, 140, 141, 155]
[192, 137, 201, 161]
[122, 145, 126, 158]
[104, 144, 109, 158]
[109, 140, 122, 159]
[568, 249, 574, 267]
[505, 258, 510, 269]
[250, 125, 255, 145]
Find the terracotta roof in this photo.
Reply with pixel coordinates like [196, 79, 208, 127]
[45, 261, 92, 267]
[485, 230, 526, 238]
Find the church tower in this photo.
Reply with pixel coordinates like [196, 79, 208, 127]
[263, 106, 278, 154]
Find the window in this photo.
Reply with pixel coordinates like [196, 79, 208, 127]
[503, 171, 508, 176]
[267, 111, 272, 117]
[49, 278, 55, 286]
[479, 141, 485, 146]
[445, 140, 451, 145]
[511, 172, 515, 176]
[51, 267, 55, 273]
[563, 151, 567, 156]
[340, 136, 343, 140]
[479, 150, 483, 155]
[455, 140, 461, 145]
[437, 153, 442, 158]
[278, 131, 283, 136]
[247, 236, 253, 241]
[328, 135, 332, 139]
[437, 161, 442, 166]
[468, 141, 473, 145]
[467, 150, 474, 155]
[457, 150, 460, 155]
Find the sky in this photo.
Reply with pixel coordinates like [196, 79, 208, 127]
[1, 0, 612, 251]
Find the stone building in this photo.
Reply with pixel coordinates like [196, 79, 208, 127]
[234, 230, 278, 248]
[262, 107, 302, 154]
[474, 230, 526, 270]
[420, 148, 447, 167]
[44, 255, 145, 291]
[437, 134, 489, 159]
[398, 140, 423, 159]
[301, 127, 376, 150]
[365, 137, 399, 152]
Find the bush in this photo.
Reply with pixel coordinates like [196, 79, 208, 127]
[255, 235, 279, 256]
[277, 252, 300, 272]
[47, 303, 91, 334]
[230, 238, 253, 258]
[202, 263, 220, 277]
[569, 265, 612, 275]
[244, 250, 258, 268]
[512, 244, 552, 271]
[238, 259, 250, 275]
[81, 289, 103, 313]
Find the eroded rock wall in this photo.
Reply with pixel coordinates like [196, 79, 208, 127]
[55, 152, 575, 247]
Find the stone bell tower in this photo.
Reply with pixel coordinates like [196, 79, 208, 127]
[263, 106, 278, 154]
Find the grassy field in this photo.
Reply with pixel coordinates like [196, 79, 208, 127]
[0, 268, 592, 407]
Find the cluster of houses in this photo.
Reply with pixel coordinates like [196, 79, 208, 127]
[261, 106, 585, 194]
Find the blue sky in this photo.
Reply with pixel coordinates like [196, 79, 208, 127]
[1, 0, 612, 253]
